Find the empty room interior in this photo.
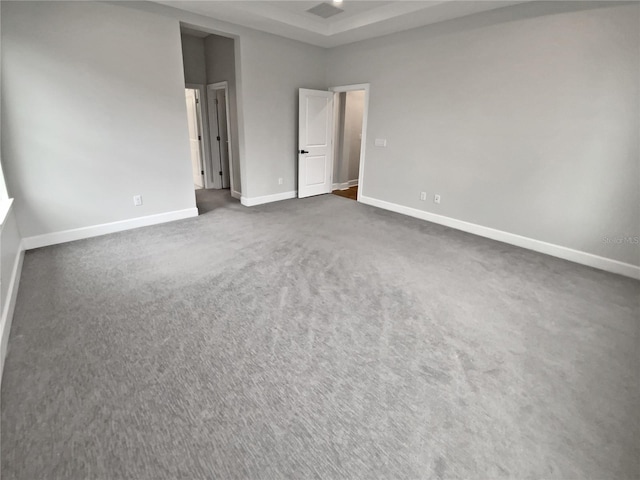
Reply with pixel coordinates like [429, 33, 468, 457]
[0, 0, 638, 478]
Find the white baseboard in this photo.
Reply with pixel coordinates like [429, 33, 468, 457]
[231, 190, 242, 200]
[22, 208, 199, 250]
[360, 195, 640, 280]
[0, 243, 25, 384]
[332, 180, 359, 191]
[241, 191, 297, 207]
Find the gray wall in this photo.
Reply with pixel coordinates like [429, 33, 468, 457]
[0, 204, 20, 322]
[334, 91, 364, 186]
[1, 1, 195, 238]
[237, 30, 327, 198]
[345, 91, 364, 183]
[0, 2, 8, 202]
[180, 33, 207, 85]
[204, 34, 241, 194]
[333, 92, 347, 186]
[327, 2, 639, 266]
[115, 1, 329, 200]
[0, 204, 22, 382]
[0, 2, 23, 384]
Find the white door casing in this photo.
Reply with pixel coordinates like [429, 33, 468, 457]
[298, 89, 334, 198]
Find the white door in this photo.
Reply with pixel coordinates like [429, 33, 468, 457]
[298, 89, 334, 198]
[207, 83, 235, 191]
[185, 89, 204, 189]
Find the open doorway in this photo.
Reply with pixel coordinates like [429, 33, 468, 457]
[297, 84, 369, 201]
[332, 89, 365, 201]
[180, 27, 242, 210]
[185, 87, 207, 190]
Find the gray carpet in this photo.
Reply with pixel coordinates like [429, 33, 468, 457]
[2, 189, 639, 479]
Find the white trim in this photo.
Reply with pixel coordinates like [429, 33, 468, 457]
[332, 180, 358, 191]
[185, 84, 213, 189]
[231, 190, 242, 200]
[329, 84, 370, 204]
[360, 195, 640, 280]
[0, 242, 25, 384]
[22, 208, 199, 250]
[241, 191, 297, 207]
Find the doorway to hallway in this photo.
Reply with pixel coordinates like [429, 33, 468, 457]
[331, 89, 366, 202]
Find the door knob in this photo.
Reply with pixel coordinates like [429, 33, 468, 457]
[300, 149, 309, 154]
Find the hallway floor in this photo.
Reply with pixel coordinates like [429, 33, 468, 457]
[332, 186, 358, 201]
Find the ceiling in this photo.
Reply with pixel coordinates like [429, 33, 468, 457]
[161, 1, 526, 47]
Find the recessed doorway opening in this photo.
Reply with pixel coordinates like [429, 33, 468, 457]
[180, 26, 242, 210]
[331, 89, 366, 202]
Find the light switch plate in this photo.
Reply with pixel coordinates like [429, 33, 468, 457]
[374, 138, 387, 147]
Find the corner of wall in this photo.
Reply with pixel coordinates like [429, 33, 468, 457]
[0, 203, 25, 386]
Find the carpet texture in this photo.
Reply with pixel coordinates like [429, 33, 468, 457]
[2, 190, 639, 479]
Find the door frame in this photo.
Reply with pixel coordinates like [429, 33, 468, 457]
[329, 83, 370, 203]
[185, 84, 213, 189]
[207, 81, 237, 197]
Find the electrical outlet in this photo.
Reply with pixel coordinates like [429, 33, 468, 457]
[420, 192, 427, 201]
[434, 194, 441, 204]
[133, 195, 143, 206]
[278, 178, 284, 185]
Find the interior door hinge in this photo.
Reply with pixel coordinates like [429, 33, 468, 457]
[217, 136, 221, 141]
[198, 135, 201, 141]
[201, 170, 204, 175]
[195, 98, 199, 104]
[219, 171, 223, 176]
[215, 98, 219, 105]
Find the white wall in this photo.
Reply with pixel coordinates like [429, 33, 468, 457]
[327, 2, 640, 267]
[204, 34, 241, 194]
[181, 33, 207, 85]
[1, 1, 197, 240]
